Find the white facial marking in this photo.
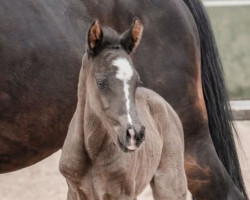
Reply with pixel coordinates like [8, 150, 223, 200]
[113, 57, 133, 125]
[127, 128, 137, 150]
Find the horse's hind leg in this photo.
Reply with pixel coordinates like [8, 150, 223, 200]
[184, 124, 246, 200]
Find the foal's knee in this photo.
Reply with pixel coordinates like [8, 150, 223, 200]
[151, 171, 187, 200]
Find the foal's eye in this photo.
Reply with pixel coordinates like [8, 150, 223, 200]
[97, 80, 107, 90]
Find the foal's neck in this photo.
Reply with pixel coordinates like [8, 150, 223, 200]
[78, 57, 120, 164]
[83, 105, 120, 165]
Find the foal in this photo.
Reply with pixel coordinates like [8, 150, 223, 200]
[59, 19, 187, 200]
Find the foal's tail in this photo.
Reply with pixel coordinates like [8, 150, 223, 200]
[182, 0, 248, 198]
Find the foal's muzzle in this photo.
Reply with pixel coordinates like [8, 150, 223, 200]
[126, 126, 145, 151]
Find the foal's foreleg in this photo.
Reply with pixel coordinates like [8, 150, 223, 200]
[151, 166, 187, 200]
[65, 180, 87, 200]
[150, 147, 187, 200]
[67, 188, 76, 200]
[150, 106, 187, 200]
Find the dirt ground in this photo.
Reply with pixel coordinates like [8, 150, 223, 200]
[0, 122, 249, 200]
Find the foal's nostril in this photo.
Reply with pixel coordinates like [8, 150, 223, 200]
[126, 126, 145, 143]
[140, 126, 145, 134]
[126, 128, 132, 139]
[133, 126, 145, 142]
[140, 126, 145, 139]
[126, 127, 135, 140]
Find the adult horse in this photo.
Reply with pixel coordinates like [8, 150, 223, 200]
[0, 0, 247, 199]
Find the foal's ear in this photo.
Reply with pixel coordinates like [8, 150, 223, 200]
[87, 20, 103, 56]
[121, 17, 143, 54]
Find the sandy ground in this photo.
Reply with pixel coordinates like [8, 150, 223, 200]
[0, 121, 249, 200]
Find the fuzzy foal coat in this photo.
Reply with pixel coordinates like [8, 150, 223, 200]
[59, 55, 187, 200]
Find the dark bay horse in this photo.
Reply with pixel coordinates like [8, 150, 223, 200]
[0, 0, 247, 199]
[60, 19, 187, 199]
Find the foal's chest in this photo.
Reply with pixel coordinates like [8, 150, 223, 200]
[77, 138, 162, 200]
[78, 162, 137, 199]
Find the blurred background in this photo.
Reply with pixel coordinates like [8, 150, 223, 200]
[0, 1, 249, 200]
[205, 0, 250, 98]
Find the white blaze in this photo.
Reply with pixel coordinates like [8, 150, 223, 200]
[113, 57, 133, 125]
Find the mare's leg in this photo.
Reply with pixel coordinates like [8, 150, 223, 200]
[150, 103, 187, 200]
[183, 99, 245, 199]
[184, 123, 245, 200]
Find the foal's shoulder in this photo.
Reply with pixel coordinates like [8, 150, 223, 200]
[136, 87, 180, 119]
[136, 87, 183, 136]
[136, 87, 169, 110]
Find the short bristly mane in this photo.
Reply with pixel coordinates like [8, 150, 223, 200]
[90, 27, 123, 56]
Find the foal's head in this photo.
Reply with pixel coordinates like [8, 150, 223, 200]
[85, 18, 145, 152]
